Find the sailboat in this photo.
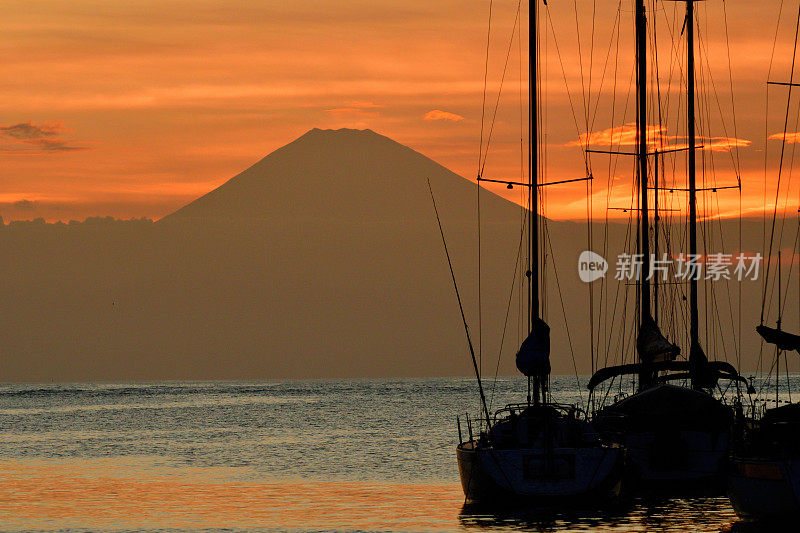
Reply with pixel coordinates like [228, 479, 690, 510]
[588, 0, 748, 492]
[454, 0, 624, 505]
[728, 371, 800, 518]
[728, 6, 800, 515]
[728, 263, 800, 518]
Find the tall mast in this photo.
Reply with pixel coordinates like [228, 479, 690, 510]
[686, 0, 702, 387]
[635, 0, 653, 390]
[529, 0, 539, 327]
[636, 0, 651, 321]
[526, 0, 541, 405]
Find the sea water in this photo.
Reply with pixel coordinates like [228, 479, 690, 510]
[0, 375, 793, 532]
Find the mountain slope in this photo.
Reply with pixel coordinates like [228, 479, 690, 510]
[0, 128, 536, 381]
[162, 128, 518, 225]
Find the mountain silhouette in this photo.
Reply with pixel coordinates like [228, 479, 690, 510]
[0, 129, 533, 381]
[163, 128, 517, 225]
[0, 128, 786, 381]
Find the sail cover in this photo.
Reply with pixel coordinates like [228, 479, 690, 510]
[757, 325, 800, 354]
[689, 341, 717, 390]
[636, 316, 680, 364]
[516, 317, 551, 377]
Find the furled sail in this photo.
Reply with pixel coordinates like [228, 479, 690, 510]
[636, 316, 680, 364]
[689, 342, 717, 390]
[757, 325, 800, 354]
[516, 317, 551, 377]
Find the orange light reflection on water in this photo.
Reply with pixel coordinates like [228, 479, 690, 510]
[0, 457, 766, 532]
[0, 458, 465, 530]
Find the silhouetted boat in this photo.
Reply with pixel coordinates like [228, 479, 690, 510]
[728, 23, 800, 509]
[729, 401, 800, 519]
[451, 0, 623, 506]
[457, 401, 624, 504]
[587, 0, 747, 493]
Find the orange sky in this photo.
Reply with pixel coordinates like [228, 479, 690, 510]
[1, 0, 799, 222]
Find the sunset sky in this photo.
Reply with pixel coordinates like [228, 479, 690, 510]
[2, 0, 799, 222]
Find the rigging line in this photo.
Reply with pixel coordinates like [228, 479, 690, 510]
[544, 226, 583, 400]
[696, 16, 743, 180]
[476, 0, 521, 380]
[720, 0, 744, 374]
[589, 0, 598, 143]
[773, 71, 800, 274]
[588, 168, 594, 374]
[763, 3, 800, 325]
[757, 351, 779, 399]
[479, 0, 522, 177]
[428, 179, 490, 424]
[766, 96, 800, 324]
[721, 0, 743, 182]
[762, 3, 787, 331]
[589, 4, 623, 136]
[517, 0, 525, 370]
[779, 228, 800, 319]
[738, 168, 742, 372]
[698, 19, 741, 363]
[785, 351, 791, 403]
[488, 207, 528, 413]
[478, 0, 494, 177]
[543, 4, 588, 169]
[598, 3, 626, 365]
[572, 0, 592, 175]
[478, 170, 482, 375]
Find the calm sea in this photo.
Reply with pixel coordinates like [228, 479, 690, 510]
[0, 375, 794, 532]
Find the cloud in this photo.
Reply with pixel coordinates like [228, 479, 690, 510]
[0, 121, 63, 140]
[324, 101, 383, 119]
[769, 132, 800, 143]
[0, 121, 87, 153]
[567, 123, 750, 153]
[31, 139, 85, 152]
[347, 101, 384, 109]
[325, 107, 379, 119]
[12, 199, 37, 210]
[424, 109, 465, 122]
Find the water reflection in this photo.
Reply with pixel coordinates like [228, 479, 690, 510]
[460, 497, 739, 532]
[726, 518, 800, 533]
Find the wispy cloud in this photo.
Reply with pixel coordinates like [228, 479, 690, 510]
[325, 101, 383, 119]
[11, 199, 37, 210]
[768, 132, 800, 143]
[0, 121, 88, 154]
[567, 123, 750, 153]
[424, 109, 465, 122]
[0, 121, 63, 140]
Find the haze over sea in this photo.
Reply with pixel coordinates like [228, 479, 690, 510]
[0, 375, 795, 532]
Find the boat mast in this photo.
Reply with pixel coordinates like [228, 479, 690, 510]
[529, 0, 539, 327]
[686, 0, 702, 389]
[636, 0, 653, 390]
[527, 0, 541, 405]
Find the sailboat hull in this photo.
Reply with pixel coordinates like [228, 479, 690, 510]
[614, 429, 728, 490]
[728, 458, 800, 519]
[593, 385, 733, 494]
[456, 441, 623, 505]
